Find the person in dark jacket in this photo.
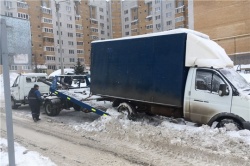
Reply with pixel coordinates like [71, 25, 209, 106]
[28, 84, 43, 122]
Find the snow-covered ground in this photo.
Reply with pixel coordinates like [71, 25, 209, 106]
[0, 138, 56, 166]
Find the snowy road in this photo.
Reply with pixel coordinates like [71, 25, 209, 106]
[1, 104, 250, 166]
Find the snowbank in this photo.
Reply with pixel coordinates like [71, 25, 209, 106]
[0, 138, 56, 166]
[48, 69, 74, 78]
[240, 73, 250, 83]
[73, 109, 250, 160]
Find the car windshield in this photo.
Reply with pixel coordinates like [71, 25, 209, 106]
[219, 68, 250, 91]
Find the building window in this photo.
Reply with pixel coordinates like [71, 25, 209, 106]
[77, 41, 83, 45]
[99, 7, 103, 12]
[17, 2, 28, 9]
[155, 0, 160, 4]
[125, 17, 129, 22]
[68, 32, 73, 37]
[11, 65, 17, 70]
[101, 30, 105, 34]
[131, 29, 137, 33]
[68, 41, 74, 46]
[43, 27, 53, 33]
[42, 17, 52, 24]
[67, 24, 73, 28]
[48, 65, 56, 70]
[4, 1, 12, 8]
[57, 40, 63, 45]
[155, 15, 160, 20]
[22, 66, 30, 70]
[69, 50, 74, 54]
[77, 50, 84, 54]
[91, 20, 98, 24]
[125, 24, 129, 29]
[155, 7, 160, 12]
[67, 15, 72, 21]
[58, 49, 64, 53]
[146, 24, 153, 29]
[100, 23, 104, 27]
[175, 16, 185, 22]
[66, 6, 71, 12]
[57, 31, 63, 35]
[166, 12, 172, 18]
[175, 6, 185, 14]
[17, 13, 29, 20]
[75, 24, 83, 30]
[70, 58, 75, 62]
[125, 32, 129, 36]
[76, 33, 83, 38]
[100, 15, 104, 20]
[166, 3, 172, 9]
[75, 16, 81, 20]
[178, 0, 184, 7]
[46, 56, 56, 61]
[124, 10, 128, 14]
[90, 35, 99, 40]
[91, 28, 98, 32]
[156, 23, 161, 29]
[166, 20, 172, 26]
[41, 7, 51, 14]
[5, 12, 13, 17]
[44, 46, 55, 52]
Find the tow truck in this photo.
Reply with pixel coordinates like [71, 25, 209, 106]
[41, 75, 109, 117]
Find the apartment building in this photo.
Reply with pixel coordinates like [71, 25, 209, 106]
[78, 0, 112, 66]
[193, 0, 250, 65]
[120, 0, 188, 37]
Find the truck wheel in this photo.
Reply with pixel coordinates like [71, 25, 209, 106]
[11, 98, 18, 109]
[216, 119, 242, 131]
[44, 100, 60, 116]
[117, 102, 137, 120]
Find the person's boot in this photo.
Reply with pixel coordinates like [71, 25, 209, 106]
[33, 117, 38, 122]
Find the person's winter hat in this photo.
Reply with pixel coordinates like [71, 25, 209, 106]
[34, 84, 39, 88]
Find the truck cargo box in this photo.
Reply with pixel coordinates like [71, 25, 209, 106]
[91, 33, 189, 107]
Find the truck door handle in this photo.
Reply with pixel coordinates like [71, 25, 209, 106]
[194, 99, 209, 103]
[194, 99, 203, 102]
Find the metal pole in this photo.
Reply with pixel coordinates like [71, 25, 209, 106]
[55, 1, 64, 75]
[1, 18, 16, 166]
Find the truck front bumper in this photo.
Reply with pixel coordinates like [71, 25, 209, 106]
[243, 121, 250, 130]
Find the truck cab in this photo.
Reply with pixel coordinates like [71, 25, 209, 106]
[11, 73, 50, 109]
[184, 67, 250, 129]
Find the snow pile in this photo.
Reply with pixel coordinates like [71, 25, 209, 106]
[0, 138, 56, 166]
[73, 109, 250, 160]
[48, 69, 74, 78]
[0, 72, 19, 102]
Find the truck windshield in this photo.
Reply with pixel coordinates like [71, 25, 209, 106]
[219, 68, 250, 91]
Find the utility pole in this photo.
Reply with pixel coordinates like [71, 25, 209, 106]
[55, 1, 64, 75]
[0, 18, 16, 166]
[55, 0, 80, 75]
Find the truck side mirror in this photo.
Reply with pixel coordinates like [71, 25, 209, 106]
[219, 84, 229, 96]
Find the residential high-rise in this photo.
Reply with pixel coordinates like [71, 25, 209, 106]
[193, 0, 250, 65]
[3, 0, 247, 73]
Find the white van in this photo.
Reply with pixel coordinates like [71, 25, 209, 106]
[11, 73, 50, 108]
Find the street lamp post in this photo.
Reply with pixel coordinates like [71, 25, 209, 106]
[55, 0, 80, 75]
[55, 2, 64, 75]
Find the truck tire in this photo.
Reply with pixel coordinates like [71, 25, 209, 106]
[44, 100, 60, 116]
[117, 102, 137, 120]
[216, 118, 242, 131]
[11, 98, 18, 109]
